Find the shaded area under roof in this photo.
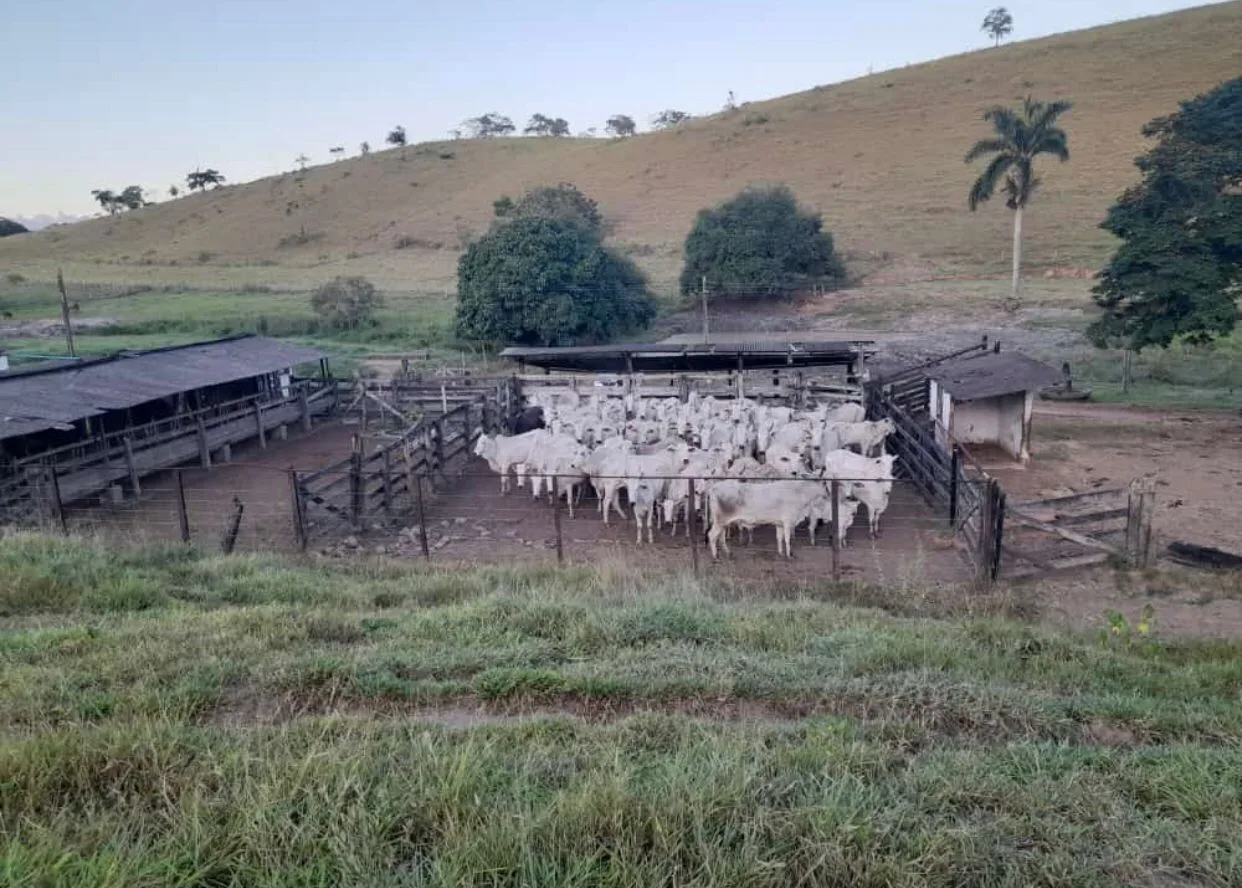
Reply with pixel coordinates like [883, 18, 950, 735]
[928, 352, 1062, 401]
[501, 341, 870, 374]
[0, 335, 326, 441]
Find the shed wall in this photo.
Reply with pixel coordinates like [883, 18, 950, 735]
[949, 392, 1029, 459]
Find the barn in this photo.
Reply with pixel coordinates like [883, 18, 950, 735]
[0, 335, 334, 519]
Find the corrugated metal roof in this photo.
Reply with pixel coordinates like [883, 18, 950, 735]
[500, 340, 868, 373]
[0, 335, 326, 441]
[928, 352, 1061, 401]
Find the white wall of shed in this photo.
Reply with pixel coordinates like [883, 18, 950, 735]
[948, 392, 1029, 459]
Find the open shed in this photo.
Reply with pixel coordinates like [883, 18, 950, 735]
[1, 335, 335, 517]
[926, 351, 1061, 462]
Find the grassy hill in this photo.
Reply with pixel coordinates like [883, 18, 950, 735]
[3, 2, 1241, 295]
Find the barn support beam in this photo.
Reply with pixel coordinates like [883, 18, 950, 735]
[122, 436, 141, 497]
[195, 418, 211, 469]
[254, 403, 267, 449]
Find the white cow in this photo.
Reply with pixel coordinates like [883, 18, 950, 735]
[822, 418, 895, 458]
[707, 479, 831, 559]
[822, 451, 898, 537]
[474, 429, 548, 494]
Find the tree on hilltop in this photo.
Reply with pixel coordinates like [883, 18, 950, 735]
[186, 169, 226, 192]
[385, 126, 407, 147]
[651, 110, 692, 130]
[465, 113, 516, 138]
[982, 7, 1013, 47]
[524, 114, 571, 137]
[605, 115, 637, 137]
[1088, 77, 1242, 350]
[965, 95, 1071, 308]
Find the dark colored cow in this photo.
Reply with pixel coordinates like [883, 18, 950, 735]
[509, 405, 545, 434]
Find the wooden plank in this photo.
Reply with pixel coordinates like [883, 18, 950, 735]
[1004, 552, 1111, 580]
[1012, 488, 1127, 511]
[1006, 509, 1124, 556]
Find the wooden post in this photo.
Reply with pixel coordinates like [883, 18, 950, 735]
[175, 471, 191, 543]
[288, 469, 307, 551]
[991, 487, 1006, 581]
[122, 436, 141, 496]
[299, 385, 312, 432]
[413, 474, 431, 560]
[440, 384, 448, 416]
[50, 468, 67, 535]
[349, 446, 363, 529]
[221, 497, 244, 554]
[948, 447, 960, 528]
[195, 417, 211, 468]
[1122, 348, 1133, 394]
[830, 479, 841, 583]
[57, 268, 76, 357]
[551, 475, 564, 566]
[977, 478, 995, 582]
[381, 448, 393, 514]
[687, 477, 699, 573]
[1126, 478, 1157, 568]
[254, 402, 267, 449]
[433, 418, 444, 484]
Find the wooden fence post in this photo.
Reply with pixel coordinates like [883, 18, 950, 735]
[687, 477, 699, 573]
[948, 447, 960, 528]
[288, 469, 307, 552]
[977, 479, 995, 583]
[50, 468, 68, 535]
[349, 445, 363, 529]
[830, 479, 841, 582]
[254, 403, 267, 449]
[991, 487, 1006, 581]
[175, 471, 191, 543]
[195, 417, 211, 469]
[432, 418, 444, 486]
[413, 474, 431, 560]
[221, 497, 244, 554]
[299, 385, 312, 432]
[551, 475, 564, 566]
[381, 448, 393, 514]
[122, 436, 141, 497]
[1126, 478, 1157, 568]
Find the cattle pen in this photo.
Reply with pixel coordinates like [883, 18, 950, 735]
[1, 338, 1156, 583]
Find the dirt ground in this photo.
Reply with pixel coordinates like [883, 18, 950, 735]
[366, 458, 972, 585]
[63, 421, 359, 551]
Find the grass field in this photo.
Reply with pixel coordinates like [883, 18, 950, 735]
[3, 533, 1242, 885]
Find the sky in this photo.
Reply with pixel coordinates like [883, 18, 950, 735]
[0, 0, 1219, 218]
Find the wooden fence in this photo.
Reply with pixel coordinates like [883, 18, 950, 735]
[295, 383, 512, 545]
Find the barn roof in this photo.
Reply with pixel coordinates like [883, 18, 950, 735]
[0, 335, 326, 441]
[928, 352, 1061, 401]
[500, 340, 869, 373]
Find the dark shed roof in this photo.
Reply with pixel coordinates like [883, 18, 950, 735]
[0, 335, 326, 441]
[501, 341, 868, 373]
[928, 352, 1061, 401]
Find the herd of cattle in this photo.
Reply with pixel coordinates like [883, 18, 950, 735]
[473, 392, 898, 558]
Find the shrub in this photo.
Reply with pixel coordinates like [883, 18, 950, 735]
[310, 276, 384, 330]
[680, 185, 845, 299]
[455, 216, 655, 346]
[5, 272, 25, 284]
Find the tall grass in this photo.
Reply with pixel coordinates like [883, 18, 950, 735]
[3, 533, 1242, 885]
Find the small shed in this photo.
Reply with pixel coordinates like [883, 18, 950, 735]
[927, 352, 1061, 462]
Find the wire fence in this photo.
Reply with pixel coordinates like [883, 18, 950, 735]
[5, 460, 979, 584]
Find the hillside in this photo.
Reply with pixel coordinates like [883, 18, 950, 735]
[2, 2, 1241, 293]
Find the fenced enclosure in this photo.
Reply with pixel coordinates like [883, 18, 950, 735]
[1, 365, 1157, 585]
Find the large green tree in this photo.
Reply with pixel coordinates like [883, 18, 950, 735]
[1088, 77, 1242, 350]
[965, 96, 1072, 307]
[456, 216, 655, 346]
[679, 185, 845, 299]
[494, 183, 603, 235]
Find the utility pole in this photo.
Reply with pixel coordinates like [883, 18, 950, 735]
[700, 275, 709, 342]
[57, 268, 76, 357]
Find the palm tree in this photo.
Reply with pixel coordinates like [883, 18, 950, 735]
[966, 95, 1071, 307]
